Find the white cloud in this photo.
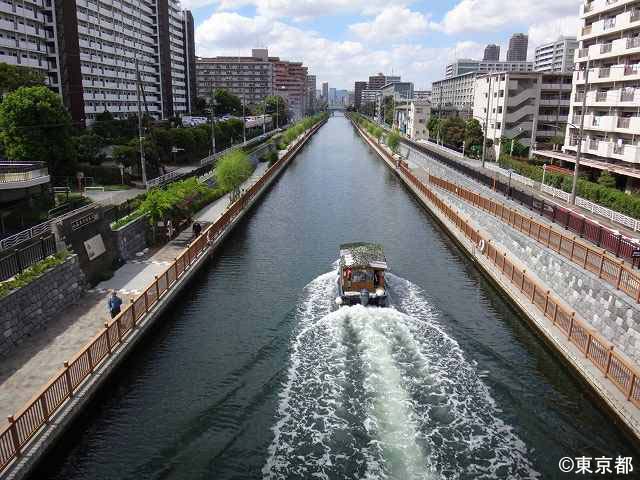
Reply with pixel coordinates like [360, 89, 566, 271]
[438, 0, 581, 34]
[348, 7, 432, 42]
[181, 0, 410, 20]
[195, 12, 483, 90]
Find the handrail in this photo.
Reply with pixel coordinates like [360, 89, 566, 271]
[0, 116, 328, 475]
[426, 172, 640, 305]
[352, 116, 640, 411]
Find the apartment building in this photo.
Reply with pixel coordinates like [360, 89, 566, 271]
[472, 71, 572, 158]
[561, 0, 640, 177]
[446, 59, 534, 78]
[431, 72, 478, 118]
[0, 1, 194, 124]
[182, 10, 196, 113]
[414, 90, 432, 102]
[354, 80, 367, 110]
[395, 99, 431, 141]
[196, 50, 274, 107]
[321, 81, 328, 102]
[534, 36, 578, 73]
[306, 74, 316, 113]
[272, 57, 307, 120]
[0, 0, 60, 92]
[484, 44, 500, 61]
[368, 73, 400, 90]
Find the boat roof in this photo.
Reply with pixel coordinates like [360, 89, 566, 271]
[339, 242, 387, 269]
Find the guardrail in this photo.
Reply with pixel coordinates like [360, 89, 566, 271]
[428, 173, 640, 303]
[0, 117, 327, 475]
[352, 118, 640, 411]
[403, 138, 640, 262]
[0, 235, 57, 282]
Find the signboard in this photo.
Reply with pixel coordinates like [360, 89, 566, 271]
[84, 233, 106, 261]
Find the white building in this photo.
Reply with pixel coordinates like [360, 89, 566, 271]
[473, 71, 572, 158]
[431, 72, 478, 117]
[446, 59, 534, 78]
[534, 36, 578, 73]
[559, 0, 640, 184]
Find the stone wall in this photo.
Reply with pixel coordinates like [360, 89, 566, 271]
[113, 214, 150, 261]
[0, 254, 86, 358]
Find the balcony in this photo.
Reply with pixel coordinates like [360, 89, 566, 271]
[632, 9, 640, 22]
[598, 67, 611, 78]
[611, 143, 640, 163]
[589, 138, 600, 150]
[0, 162, 50, 190]
[596, 90, 608, 101]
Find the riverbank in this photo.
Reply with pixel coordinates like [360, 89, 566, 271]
[350, 115, 640, 444]
[0, 117, 328, 480]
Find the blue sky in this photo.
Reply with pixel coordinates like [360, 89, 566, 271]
[183, 0, 582, 90]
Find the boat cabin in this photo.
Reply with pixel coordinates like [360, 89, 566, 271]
[337, 242, 388, 307]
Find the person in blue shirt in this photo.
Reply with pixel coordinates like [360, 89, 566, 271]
[107, 290, 123, 319]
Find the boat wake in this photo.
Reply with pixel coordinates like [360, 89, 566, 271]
[262, 271, 539, 479]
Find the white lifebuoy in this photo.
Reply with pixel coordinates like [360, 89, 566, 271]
[478, 239, 485, 253]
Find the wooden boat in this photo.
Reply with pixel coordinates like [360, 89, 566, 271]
[336, 242, 388, 307]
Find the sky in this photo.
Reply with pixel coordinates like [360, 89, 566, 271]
[184, 0, 583, 90]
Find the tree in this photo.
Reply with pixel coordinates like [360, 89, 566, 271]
[598, 171, 617, 189]
[215, 150, 253, 201]
[0, 86, 75, 175]
[383, 96, 394, 126]
[259, 95, 288, 127]
[212, 88, 242, 116]
[464, 118, 483, 153]
[74, 133, 104, 165]
[193, 97, 208, 116]
[427, 116, 441, 140]
[139, 188, 177, 242]
[0, 64, 45, 98]
[387, 130, 401, 153]
[440, 117, 466, 148]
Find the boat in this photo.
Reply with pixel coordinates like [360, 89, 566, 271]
[336, 242, 388, 307]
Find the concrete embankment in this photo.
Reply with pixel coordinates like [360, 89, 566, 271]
[0, 118, 328, 480]
[349, 116, 640, 444]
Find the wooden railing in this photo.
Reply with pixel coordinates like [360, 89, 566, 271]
[352, 117, 640, 411]
[0, 118, 327, 475]
[426, 173, 640, 304]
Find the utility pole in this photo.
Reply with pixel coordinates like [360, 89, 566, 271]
[571, 57, 589, 205]
[135, 58, 147, 188]
[209, 89, 216, 155]
[242, 94, 246, 144]
[481, 74, 492, 169]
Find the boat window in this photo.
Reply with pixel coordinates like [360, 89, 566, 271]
[351, 270, 373, 282]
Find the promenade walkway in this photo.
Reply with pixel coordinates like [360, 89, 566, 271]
[0, 163, 268, 420]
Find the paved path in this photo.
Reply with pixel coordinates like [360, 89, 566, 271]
[85, 187, 144, 206]
[0, 163, 269, 420]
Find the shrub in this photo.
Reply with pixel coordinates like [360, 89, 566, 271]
[0, 251, 70, 298]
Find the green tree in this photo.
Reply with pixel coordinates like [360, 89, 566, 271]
[383, 96, 394, 126]
[74, 133, 104, 165]
[212, 89, 242, 116]
[387, 130, 401, 153]
[139, 188, 177, 242]
[464, 118, 483, 151]
[440, 117, 466, 148]
[259, 95, 288, 127]
[598, 171, 617, 189]
[427, 116, 441, 140]
[215, 150, 253, 200]
[0, 64, 45, 98]
[0, 86, 75, 175]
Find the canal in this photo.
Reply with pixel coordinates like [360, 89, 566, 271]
[37, 115, 636, 479]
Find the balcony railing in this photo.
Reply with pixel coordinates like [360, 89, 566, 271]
[617, 117, 631, 128]
[596, 90, 608, 101]
[592, 116, 601, 126]
[621, 88, 636, 101]
[574, 92, 585, 102]
[589, 139, 599, 150]
[613, 143, 625, 155]
[624, 65, 638, 75]
[573, 115, 583, 125]
[600, 43, 613, 54]
[598, 67, 611, 78]
[582, 25, 593, 35]
[0, 162, 48, 184]
[628, 37, 640, 49]
[632, 9, 640, 22]
[578, 48, 589, 57]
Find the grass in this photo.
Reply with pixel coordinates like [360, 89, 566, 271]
[111, 209, 145, 230]
[0, 251, 70, 298]
[103, 184, 132, 191]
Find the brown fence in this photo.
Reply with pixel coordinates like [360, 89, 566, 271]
[352, 119, 640, 410]
[0, 118, 327, 474]
[427, 174, 640, 304]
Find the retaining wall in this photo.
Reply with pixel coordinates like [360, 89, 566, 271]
[0, 255, 86, 358]
[113, 215, 150, 261]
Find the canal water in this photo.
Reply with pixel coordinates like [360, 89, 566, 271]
[38, 115, 636, 479]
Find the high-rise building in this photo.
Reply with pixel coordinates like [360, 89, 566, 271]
[306, 75, 317, 113]
[483, 44, 501, 61]
[272, 57, 308, 120]
[560, 0, 640, 185]
[507, 33, 529, 61]
[322, 82, 328, 102]
[368, 73, 401, 90]
[534, 36, 578, 73]
[446, 59, 534, 78]
[354, 81, 368, 110]
[182, 11, 197, 113]
[329, 88, 336, 104]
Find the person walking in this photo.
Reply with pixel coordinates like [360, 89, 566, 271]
[107, 290, 123, 319]
[193, 222, 202, 238]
